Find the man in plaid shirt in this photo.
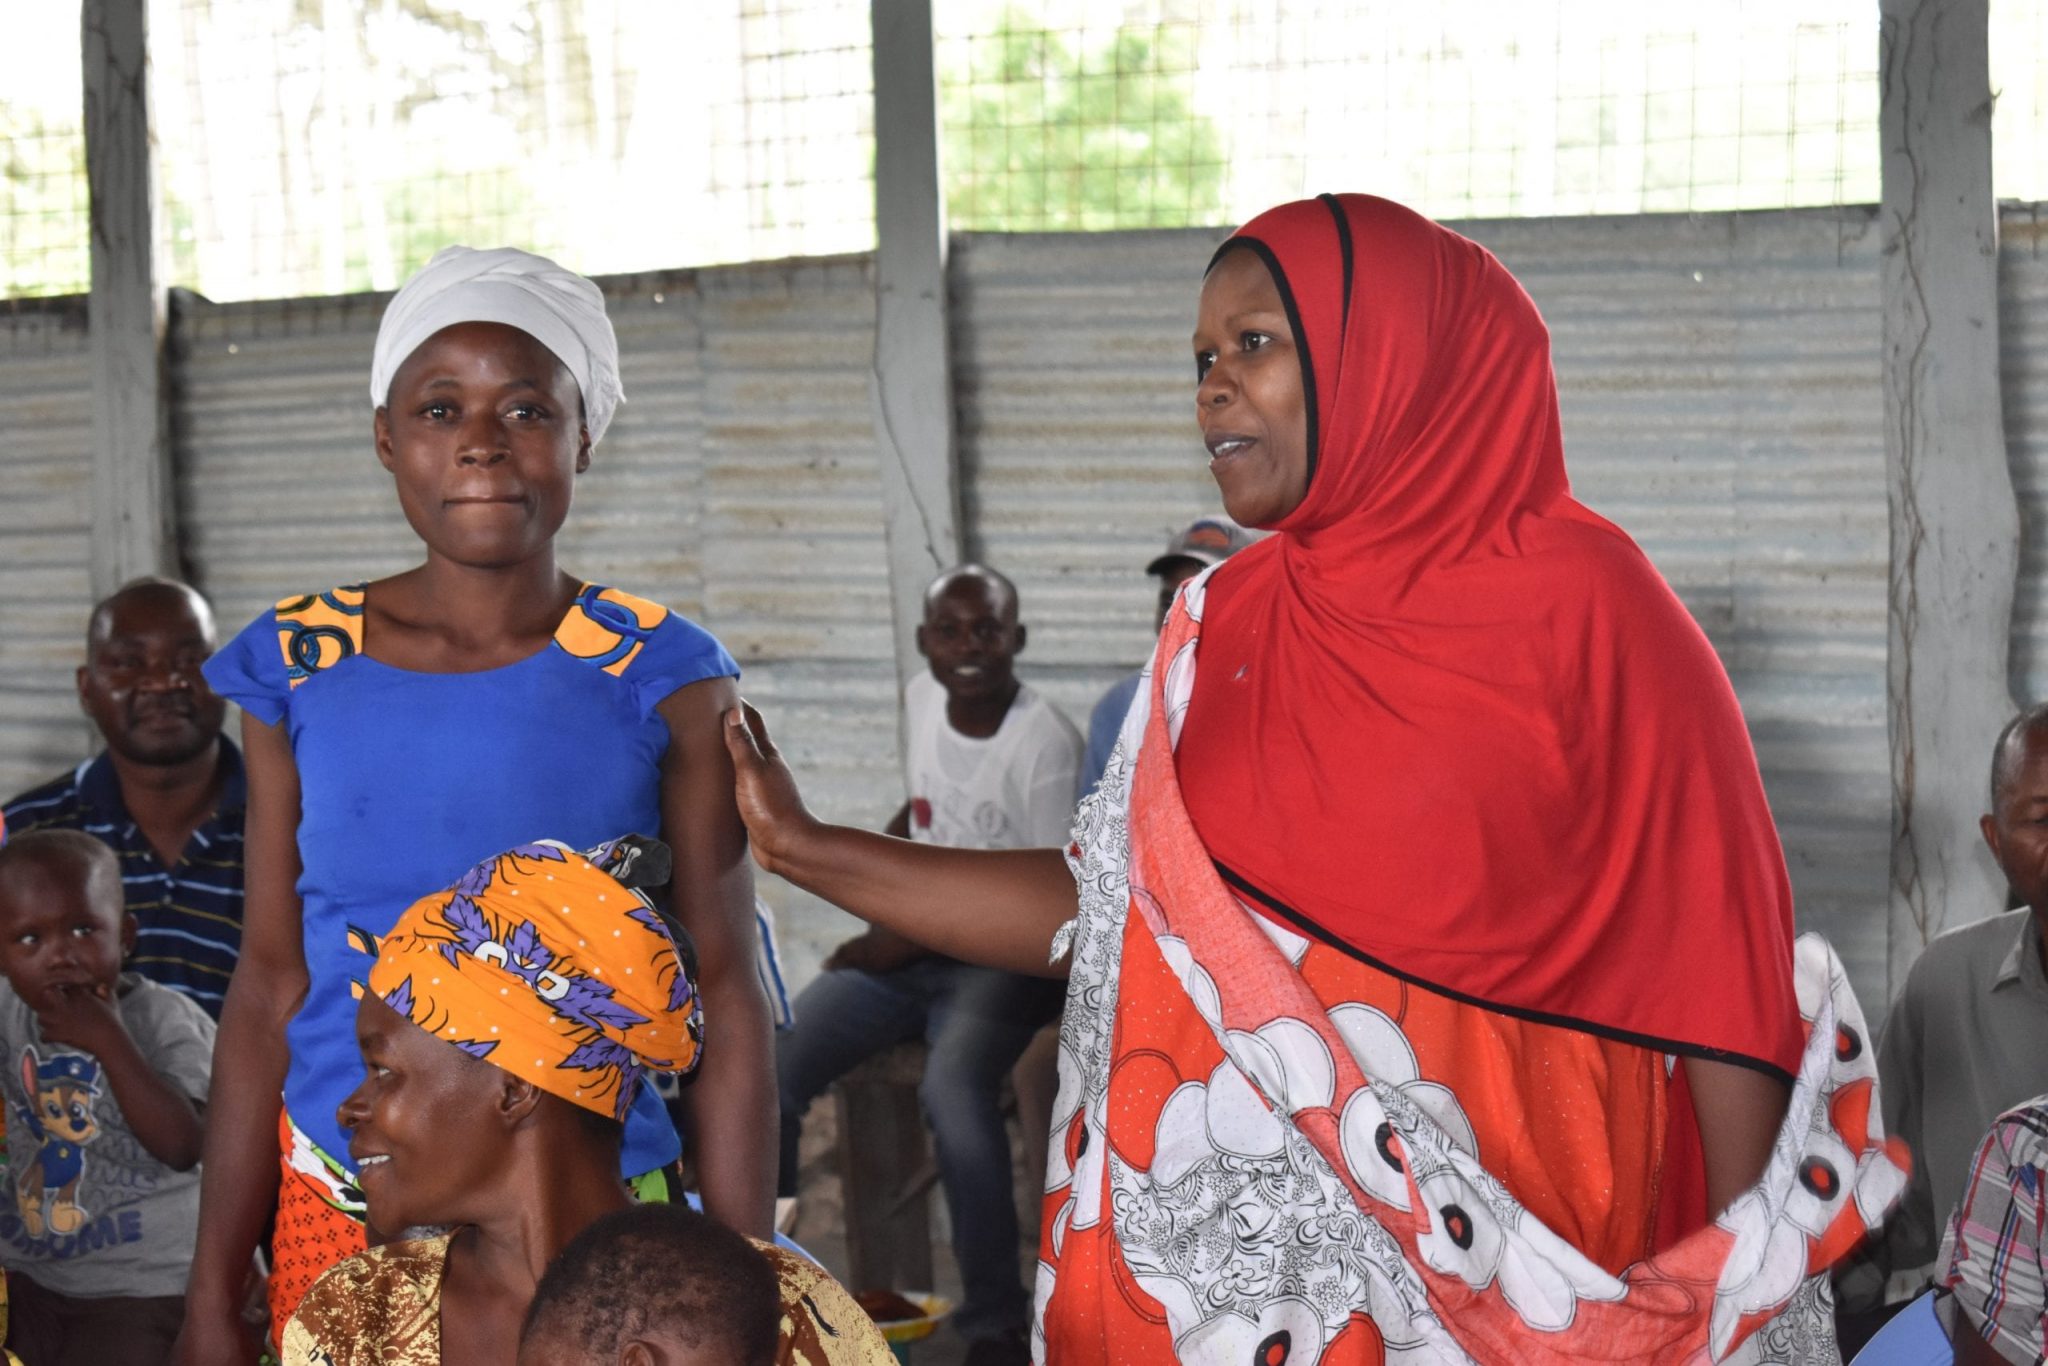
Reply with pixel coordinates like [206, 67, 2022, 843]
[1938, 1094, 2048, 1364]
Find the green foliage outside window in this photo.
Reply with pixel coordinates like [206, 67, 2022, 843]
[943, 16, 1227, 232]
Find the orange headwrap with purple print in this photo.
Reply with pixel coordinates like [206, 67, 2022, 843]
[363, 837, 701, 1121]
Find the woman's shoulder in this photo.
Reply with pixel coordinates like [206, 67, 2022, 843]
[280, 1232, 450, 1365]
[203, 584, 367, 722]
[751, 1242, 895, 1364]
[272, 586, 370, 683]
[1523, 518, 1717, 664]
[555, 583, 739, 699]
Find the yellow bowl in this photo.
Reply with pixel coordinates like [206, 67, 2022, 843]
[873, 1292, 952, 1344]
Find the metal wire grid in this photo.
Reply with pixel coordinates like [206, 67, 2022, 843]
[1, 3, 88, 299]
[146, 0, 873, 304]
[5, 2, 2040, 302]
[938, 14, 1224, 231]
[937, 0, 1885, 232]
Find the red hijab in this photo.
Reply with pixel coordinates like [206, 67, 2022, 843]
[1177, 195, 1802, 1077]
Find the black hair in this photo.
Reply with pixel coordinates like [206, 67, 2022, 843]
[521, 1203, 779, 1364]
[0, 830, 123, 919]
[1989, 701, 2048, 811]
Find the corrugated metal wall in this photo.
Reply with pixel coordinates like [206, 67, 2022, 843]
[0, 298, 95, 800]
[2005, 206, 2048, 704]
[169, 259, 894, 980]
[954, 209, 1895, 1007]
[7, 205, 2047, 1006]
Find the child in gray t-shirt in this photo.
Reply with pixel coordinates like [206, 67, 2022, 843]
[0, 831, 213, 1366]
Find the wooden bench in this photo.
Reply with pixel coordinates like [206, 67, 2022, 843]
[831, 1024, 1061, 1294]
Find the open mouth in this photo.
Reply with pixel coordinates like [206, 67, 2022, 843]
[1206, 435, 1256, 461]
[356, 1153, 392, 1171]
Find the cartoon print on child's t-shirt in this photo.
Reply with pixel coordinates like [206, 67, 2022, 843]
[13, 1046, 103, 1236]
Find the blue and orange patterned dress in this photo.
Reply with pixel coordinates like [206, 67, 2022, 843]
[203, 583, 738, 1326]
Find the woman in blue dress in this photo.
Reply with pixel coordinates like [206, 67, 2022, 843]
[172, 248, 775, 1365]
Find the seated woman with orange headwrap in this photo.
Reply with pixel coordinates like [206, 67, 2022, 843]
[280, 837, 888, 1366]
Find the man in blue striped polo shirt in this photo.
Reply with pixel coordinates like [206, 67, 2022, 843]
[2, 579, 243, 1017]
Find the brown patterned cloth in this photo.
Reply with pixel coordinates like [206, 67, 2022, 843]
[279, 1234, 441, 1366]
[280, 1231, 891, 1365]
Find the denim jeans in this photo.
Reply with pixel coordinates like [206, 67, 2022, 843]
[776, 956, 1064, 1343]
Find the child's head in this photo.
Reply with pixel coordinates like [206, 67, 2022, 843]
[916, 563, 1025, 703]
[1982, 703, 2048, 914]
[517, 1204, 779, 1366]
[0, 831, 133, 1008]
[366, 247, 622, 569]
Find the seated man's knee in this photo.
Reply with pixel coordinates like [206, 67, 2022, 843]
[917, 1052, 1004, 1129]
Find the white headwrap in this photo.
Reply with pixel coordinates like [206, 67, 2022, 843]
[370, 246, 624, 444]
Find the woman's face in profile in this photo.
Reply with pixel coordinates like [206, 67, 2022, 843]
[336, 993, 507, 1232]
[1192, 248, 1310, 528]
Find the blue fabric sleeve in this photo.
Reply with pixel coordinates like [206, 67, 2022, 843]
[629, 612, 741, 720]
[203, 609, 289, 726]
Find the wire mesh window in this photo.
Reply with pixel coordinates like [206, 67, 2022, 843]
[148, 0, 873, 304]
[7, 2, 2048, 303]
[937, 0, 1887, 232]
[2, 2, 88, 299]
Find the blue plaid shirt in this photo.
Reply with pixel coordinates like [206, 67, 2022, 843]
[2, 744, 246, 1017]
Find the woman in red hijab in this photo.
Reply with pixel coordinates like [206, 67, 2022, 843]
[727, 195, 1907, 1364]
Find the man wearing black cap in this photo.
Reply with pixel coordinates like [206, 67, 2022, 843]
[1080, 517, 1251, 796]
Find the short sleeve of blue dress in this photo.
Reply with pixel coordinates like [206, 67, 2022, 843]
[204, 608, 294, 727]
[208, 584, 738, 1181]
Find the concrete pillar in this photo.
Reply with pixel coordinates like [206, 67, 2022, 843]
[82, 0, 175, 596]
[1879, 0, 2017, 987]
[869, 0, 962, 694]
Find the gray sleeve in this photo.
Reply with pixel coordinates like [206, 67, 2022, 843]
[128, 986, 217, 1104]
[1837, 971, 1935, 1308]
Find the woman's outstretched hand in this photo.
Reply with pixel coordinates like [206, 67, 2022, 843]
[723, 698, 1078, 976]
[723, 701, 817, 878]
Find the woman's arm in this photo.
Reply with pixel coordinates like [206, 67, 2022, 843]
[171, 714, 309, 1366]
[1684, 1055, 1791, 1219]
[820, 802, 931, 974]
[724, 702, 1079, 978]
[660, 677, 775, 1241]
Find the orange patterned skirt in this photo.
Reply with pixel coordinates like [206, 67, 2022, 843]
[269, 1110, 368, 1336]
